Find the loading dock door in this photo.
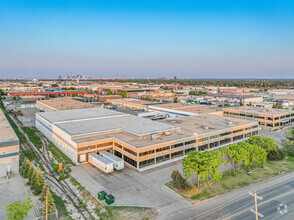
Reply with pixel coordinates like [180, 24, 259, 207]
[79, 154, 87, 163]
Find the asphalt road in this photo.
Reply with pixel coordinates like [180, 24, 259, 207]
[163, 171, 294, 220]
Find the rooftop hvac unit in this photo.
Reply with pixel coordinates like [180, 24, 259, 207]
[151, 134, 161, 140]
[165, 131, 171, 136]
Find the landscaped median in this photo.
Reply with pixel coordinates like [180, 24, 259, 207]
[166, 153, 294, 200]
[166, 133, 294, 201]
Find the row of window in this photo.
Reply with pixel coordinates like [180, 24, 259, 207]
[225, 111, 294, 121]
[124, 148, 137, 156]
[171, 143, 184, 149]
[156, 146, 170, 152]
[139, 150, 154, 157]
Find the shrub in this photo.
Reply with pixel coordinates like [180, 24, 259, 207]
[267, 149, 285, 161]
[53, 164, 58, 172]
[171, 170, 188, 190]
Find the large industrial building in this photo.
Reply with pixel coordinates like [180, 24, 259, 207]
[7, 89, 88, 97]
[36, 98, 96, 112]
[202, 94, 263, 104]
[223, 106, 294, 131]
[0, 109, 19, 177]
[36, 107, 259, 171]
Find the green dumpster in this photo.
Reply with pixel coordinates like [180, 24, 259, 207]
[105, 194, 115, 205]
[98, 191, 106, 200]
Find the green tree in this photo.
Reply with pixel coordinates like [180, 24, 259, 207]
[34, 169, 45, 195]
[42, 187, 55, 215]
[30, 168, 38, 190]
[27, 163, 34, 185]
[182, 151, 209, 187]
[173, 97, 178, 103]
[5, 198, 34, 220]
[20, 158, 30, 177]
[118, 92, 127, 98]
[40, 185, 48, 202]
[242, 143, 267, 171]
[246, 135, 278, 152]
[281, 129, 294, 155]
[106, 90, 113, 95]
[220, 143, 246, 176]
[206, 150, 226, 183]
[267, 149, 285, 161]
[182, 151, 224, 187]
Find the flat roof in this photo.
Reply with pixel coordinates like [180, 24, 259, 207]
[223, 106, 294, 115]
[37, 107, 125, 123]
[56, 113, 179, 136]
[72, 128, 190, 148]
[0, 109, 18, 144]
[152, 103, 216, 113]
[203, 94, 261, 99]
[37, 98, 96, 111]
[110, 98, 155, 105]
[164, 114, 257, 135]
[72, 113, 256, 147]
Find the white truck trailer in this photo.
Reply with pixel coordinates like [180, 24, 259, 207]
[88, 153, 114, 173]
[99, 151, 124, 170]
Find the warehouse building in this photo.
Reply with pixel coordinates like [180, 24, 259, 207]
[223, 106, 294, 131]
[36, 98, 96, 112]
[36, 107, 259, 171]
[0, 109, 19, 177]
[202, 94, 263, 104]
[106, 98, 154, 111]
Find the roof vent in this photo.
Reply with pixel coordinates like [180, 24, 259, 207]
[165, 131, 171, 136]
[151, 133, 160, 140]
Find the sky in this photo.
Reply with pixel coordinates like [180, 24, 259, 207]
[0, 0, 294, 79]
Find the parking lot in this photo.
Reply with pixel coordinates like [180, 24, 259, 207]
[0, 175, 35, 219]
[15, 108, 39, 127]
[71, 157, 234, 219]
[71, 160, 193, 217]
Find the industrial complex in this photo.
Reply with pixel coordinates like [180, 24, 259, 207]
[223, 106, 294, 131]
[36, 106, 259, 171]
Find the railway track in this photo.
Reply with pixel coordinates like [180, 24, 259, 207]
[36, 130, 52, 167]
[9, 113, 93, 219]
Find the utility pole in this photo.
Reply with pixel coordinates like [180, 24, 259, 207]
[46, 197, 48, 220]
[249, 191, 264, 219]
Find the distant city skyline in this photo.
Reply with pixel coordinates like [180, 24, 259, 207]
[0, 0, 294, 79]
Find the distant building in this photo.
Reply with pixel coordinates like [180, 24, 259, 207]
[36, 98, 96, 112]
[223, 106, 294, 131]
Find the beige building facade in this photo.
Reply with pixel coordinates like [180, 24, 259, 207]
[0, 109, 19, 177]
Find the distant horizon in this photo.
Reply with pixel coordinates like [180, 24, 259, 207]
[1, 76, 294, 81]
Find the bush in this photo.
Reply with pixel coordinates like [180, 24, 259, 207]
[267, 149, 285, 161]
[53, 164, 58, 172]
[171, 170, 188, 190]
